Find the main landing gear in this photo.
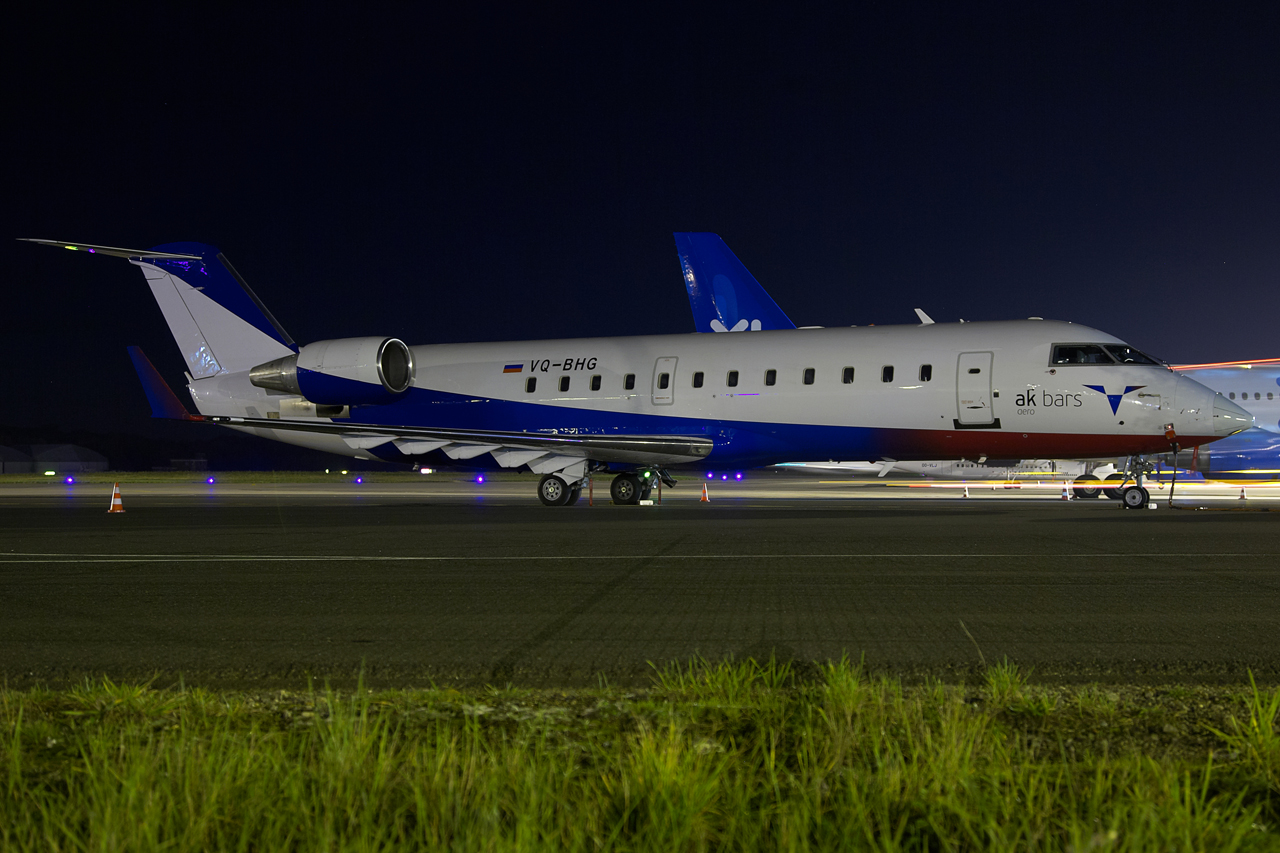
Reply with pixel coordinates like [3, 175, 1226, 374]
[536, 467, 676, 507]
[608, 469, 677, 505]
[536, 473, 581, 506]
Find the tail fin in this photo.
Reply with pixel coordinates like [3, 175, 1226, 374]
[127, 346, 199, 420]
[134, 243, 295, 377]
[673, 232, 795, 332]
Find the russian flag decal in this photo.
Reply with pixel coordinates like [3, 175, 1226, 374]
[503, 363, 524, 373]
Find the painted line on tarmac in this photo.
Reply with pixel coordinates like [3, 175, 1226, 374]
[0, 552, 1268, 564]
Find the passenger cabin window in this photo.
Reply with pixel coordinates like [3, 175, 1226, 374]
[1052, 344, 1114, 365]
[765, 369, 777, 386]
[525, 377, 537, 393]
[842, 367, 855, 384]
[559, 376, 570, 393]
[692, 371, 704, 388]
[657, 373, 670, 390]
[881, 366, 894, 383]
[919, 364, 932, 382]
[726, 370, 739, 387]
[1230, 392, 1236, 400]
[624, 373, 636, 390]
[590, 375, 601, 391]
[803, 368, 815, 385]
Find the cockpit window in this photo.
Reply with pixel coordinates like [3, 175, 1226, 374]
[1051, 344, 1115, 365]
[1103, 345, 1162, 365]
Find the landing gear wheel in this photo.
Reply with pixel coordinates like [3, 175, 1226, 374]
[1121, 485, 1149, 509]
[537, 474, 572, 506]
[1072, 475, 1102, 500]
[610, 473, 642, 505]
[1102, 473, 1126, 500]
[565, 484, 582, 506]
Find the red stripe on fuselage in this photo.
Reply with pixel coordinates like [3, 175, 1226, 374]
[869, 429, 1218, 460]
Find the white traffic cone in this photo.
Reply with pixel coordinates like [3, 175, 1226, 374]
[1239, 487, 1247, 501]
[962, 485, 969, 498]
[700, 483, 710, 502]
[107, 483, 125, 514]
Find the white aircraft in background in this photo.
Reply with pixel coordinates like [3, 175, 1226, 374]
[23, 237, 1249, 508]
[676, 232, 1271, 492]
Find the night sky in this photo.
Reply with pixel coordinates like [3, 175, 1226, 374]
[6, 4, 1280, 438]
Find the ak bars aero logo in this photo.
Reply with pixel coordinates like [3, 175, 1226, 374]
[1083, 384, 1146, 415]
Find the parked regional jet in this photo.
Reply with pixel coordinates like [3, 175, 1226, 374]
[1172, 359, 1280, 433]
[23, 238, 1251, 508]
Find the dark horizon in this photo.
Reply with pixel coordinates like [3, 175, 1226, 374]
[6, 5, 1279, 439]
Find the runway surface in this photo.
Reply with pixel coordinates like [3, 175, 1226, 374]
[1, 474, 1278, 687]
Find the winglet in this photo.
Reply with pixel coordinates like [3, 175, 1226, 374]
[127, 346, 202, 420]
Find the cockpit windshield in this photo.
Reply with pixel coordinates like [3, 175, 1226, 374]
[1051, 344, 1114, 365]
[1051, 343, 1165, 366]
[1103, 345, 1162, 366]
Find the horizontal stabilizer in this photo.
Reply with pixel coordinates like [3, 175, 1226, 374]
[127, 346, 198, 420]
[18, 238, 201, 260]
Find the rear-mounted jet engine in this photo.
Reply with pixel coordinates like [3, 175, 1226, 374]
[249, 337, 414, 406]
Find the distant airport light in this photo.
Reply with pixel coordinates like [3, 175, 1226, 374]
[341, 470, 348, 475]
[64, 477, 75, 485]
[419, 467, 433, 475]
[355, 476, 364, 484]
[735, 472, 743, 480]
[721, 474, 728, 480]
[476, 475, 485, 483]
[206, 477, 215, 485]
[706, 471, 714, 479]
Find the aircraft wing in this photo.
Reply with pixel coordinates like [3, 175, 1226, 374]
[205, 414, 714, 467]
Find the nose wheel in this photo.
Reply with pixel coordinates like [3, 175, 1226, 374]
[1121, 485, 1150, 509]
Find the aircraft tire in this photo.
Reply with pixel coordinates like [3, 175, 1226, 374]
[1102, 473, 1127, 500]
[565, 484, 582, 506]
[1072, 475, 1102, 499]
[610, 473, 642, 505]
[537, 474, 572, 506]
[1121, 485, 1149, 509]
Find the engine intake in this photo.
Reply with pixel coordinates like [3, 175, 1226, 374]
[249, 337, 415, 406]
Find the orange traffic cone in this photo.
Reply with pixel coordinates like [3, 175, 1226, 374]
[700, 483, 710, 502]
[1061, 485, 1071, 501]
[107, 483, 125, 513]
[1239, 487, 1247, 501]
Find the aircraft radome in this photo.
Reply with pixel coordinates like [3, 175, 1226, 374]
[22, 238, 1252, 509]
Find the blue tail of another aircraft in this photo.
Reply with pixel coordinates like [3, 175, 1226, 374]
[674, 233, 795, 332]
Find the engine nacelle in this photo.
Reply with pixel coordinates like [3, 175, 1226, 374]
[249, 337, 415, 406]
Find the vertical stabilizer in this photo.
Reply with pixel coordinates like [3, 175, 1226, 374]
[674, 232, 795, 332]
[132, 243, 295, 377]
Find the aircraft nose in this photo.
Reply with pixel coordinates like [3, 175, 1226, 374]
[1212, 395, 1253, 436]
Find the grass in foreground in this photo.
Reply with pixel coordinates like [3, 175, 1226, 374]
[3, 659, 1279, 851]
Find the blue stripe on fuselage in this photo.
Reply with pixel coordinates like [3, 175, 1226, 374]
[348, 384, 880, 468]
